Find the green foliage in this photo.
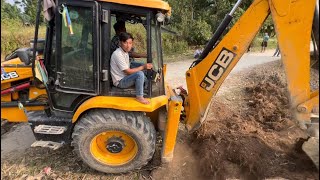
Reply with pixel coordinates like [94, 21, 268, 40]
[162, 33, 189, 55]
[165, 0, 275, 46]
[187, 19, 212, 45]
[126, 23, 147, 53]
[165, 0, 191, 43]
[127, 23, 188, 56]
[1, 0, 45, 55]
[249, 36, 278, 52]
[1, 18, 46, 55]
[15, 0, 44, 25]
[259, 15, 275, 37]
[1, 0, 277, 58]
[1, 0, 23, 21]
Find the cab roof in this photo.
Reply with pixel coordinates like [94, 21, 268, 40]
[98, 0, 171, 15]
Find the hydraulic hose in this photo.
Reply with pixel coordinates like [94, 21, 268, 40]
[312, 0, 319, 55]
[190, 0, 243, 68]
[1, 82, 31, 95]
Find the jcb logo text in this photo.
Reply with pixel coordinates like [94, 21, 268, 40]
[200, 48, 236, 91]
[1, 71, 19, 81]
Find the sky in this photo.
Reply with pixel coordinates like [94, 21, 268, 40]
[6, 0, 14, 5]
[5, 0, 24, 12]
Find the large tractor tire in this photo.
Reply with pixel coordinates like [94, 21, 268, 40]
[71, 109, 156, 173]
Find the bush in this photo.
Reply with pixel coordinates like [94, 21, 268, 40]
[127, 23, 188, 56]
[162, 33, 188, 56]
[1, 19, 46, 56]
[1, 19, 188, 58]
[187, 19, 212, 45]
[249, 36, 277, 52]
[126, 23, 147, 53]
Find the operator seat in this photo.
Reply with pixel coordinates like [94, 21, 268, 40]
[108, 69, 147, 97]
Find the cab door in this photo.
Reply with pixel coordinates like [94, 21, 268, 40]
[47, 1, 100, 112]
[55, 1, 99, 95]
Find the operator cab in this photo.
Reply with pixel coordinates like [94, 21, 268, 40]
[43, 0, 170, 112]
[107, 11, 161, 97]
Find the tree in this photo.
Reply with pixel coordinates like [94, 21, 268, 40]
[15, 0, 43, 24]
[260, 15, 276, 37]
[166, 0, 214, 45]
[164, 0, 275, 45]
[1, 0, 22, 21]
[187, 19, 212, 45]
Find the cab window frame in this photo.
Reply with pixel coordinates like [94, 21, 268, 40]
[100, 3, 153, 96]
[55, 0, 100, 95]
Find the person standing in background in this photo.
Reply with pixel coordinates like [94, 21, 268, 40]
[247, 43, 252, 52]
[273, 43, 280, 57]
[261, 33, 269, 53]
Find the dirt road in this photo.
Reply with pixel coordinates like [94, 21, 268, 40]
[166, 49, 280, 89]
[1, 123, 35, 160]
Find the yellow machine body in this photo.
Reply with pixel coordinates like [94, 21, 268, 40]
[72, 96, 168, 123]
[184, 0, 318, 132]
[98, 0, 171, 15]
[1, 57, 47, 122]
[0, 0, 318, 172]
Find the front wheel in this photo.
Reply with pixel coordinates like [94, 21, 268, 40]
[71, 109, 156, 173]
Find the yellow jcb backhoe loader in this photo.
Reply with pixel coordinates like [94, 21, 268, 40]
[1, 0, 319, 173]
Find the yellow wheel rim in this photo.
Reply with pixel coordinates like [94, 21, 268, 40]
[90, 131, 138, 166]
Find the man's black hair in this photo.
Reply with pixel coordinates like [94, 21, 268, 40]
[119, 32, 134, 42]
[113, 21, 125, 31]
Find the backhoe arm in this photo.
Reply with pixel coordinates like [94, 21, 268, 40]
[184, 0, 317, 132]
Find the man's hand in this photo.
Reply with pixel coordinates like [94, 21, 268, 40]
[124, 63, 152, 75]
[144, 63, 153, 70]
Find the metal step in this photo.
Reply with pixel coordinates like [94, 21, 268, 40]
[34, 125, 67, 135]
[31, 140, 64, 150]
[311, 113, 319, 119]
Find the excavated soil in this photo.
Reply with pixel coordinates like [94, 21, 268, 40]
[192, 61, 319, 179]
[151, 60, 319, 180]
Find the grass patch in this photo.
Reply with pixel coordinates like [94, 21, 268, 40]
[249, 37, 278, 52]
[163, 49, 194, 63]
[1, 19, 46, 56]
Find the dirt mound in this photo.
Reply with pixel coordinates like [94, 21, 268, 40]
[193, 72, 319, 179]
[245, 73, 292, 131]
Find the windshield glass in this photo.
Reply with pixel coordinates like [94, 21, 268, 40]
[60, 5, 94, 91]
[151, 21, 160, 70]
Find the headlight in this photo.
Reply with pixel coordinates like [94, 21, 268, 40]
[156, 12, 165, 23]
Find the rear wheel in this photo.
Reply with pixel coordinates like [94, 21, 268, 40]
[71, 109, 156, 173]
